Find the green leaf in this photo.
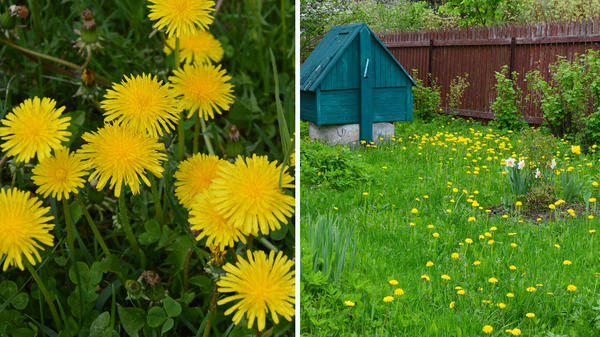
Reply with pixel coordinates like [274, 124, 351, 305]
[69, 200, 82, 225]
[269, 225, 288, 241]
[146, 306, 167, 328]
[0, 280, 17, 299]
[138, 219, 161, 245]
[11, 292, 29, 310]
[162, 297, 181, 317]
[68, 262, 90, 285]
[118, 305, 145, 337]
[89, 312, 111, 337]
[161, 318, 174, 334]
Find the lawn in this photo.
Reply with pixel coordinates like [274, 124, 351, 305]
[301, 118, 600, 337]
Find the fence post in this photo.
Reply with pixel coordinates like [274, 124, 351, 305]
[508, 37, 516, 78]
[428, 39, 434, 86]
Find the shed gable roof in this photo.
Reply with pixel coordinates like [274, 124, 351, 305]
[301, 22, 416, 92]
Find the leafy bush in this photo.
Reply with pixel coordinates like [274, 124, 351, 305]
[412, 70, 442, 121]
[526, 50, 600, 149]
[491, 65, 527, 131]
[301, 141, 371, 190]
[517, 128, 559, 167]
[446, 73, 469, 114]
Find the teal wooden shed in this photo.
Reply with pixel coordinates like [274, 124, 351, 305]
[301, 22, 416, 142]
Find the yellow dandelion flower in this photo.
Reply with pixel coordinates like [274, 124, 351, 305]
[488, 277, 498, 284]
[411, 208, 418, 214]
[473, 260, 481, 266]
[165, 30, 223, 64]
[526, 287, 536, 292]
[344, 300, 355, 307]
[511, 328, 522, 335]
[394, 288, 404, 295]
[563, 260, 572, 265]
[506, 292, 515, 298]
[441, 274, 451, 280]
[449, 301, 455, 308]
[0, 188, 54, 271]
[79, 124, 166, 197]
[465, 238, 473, 244]
[567, 284, 577, 292]
[389, 279, 399, 285]
[421, 274, 430, 281]
[457, 289, 465, 295]
[383, 296, 394, 303]
[0, 97, 70, 163]
[147, 0, 214, 37]
[31, 147, 88, 201]
[526, 312, 535, 318]
[509, 265, 516, 270]
[482, 325, 493, 334]
[432, 232, 440, 238]
[210, 155, 294, 236]
[426, 261, 434, 267]
[170, 63, 234, 120]
[189, 190, 247, 249]
[217, 250, 294, 332]
[101, 73, 179, 137]
[451, 252, 459, 259]
[497, 302, 506, 309]
[571, 145, 581, 154]
[174, 153, 224, 209]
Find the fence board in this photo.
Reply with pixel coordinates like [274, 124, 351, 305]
[380, 19, 600, 124]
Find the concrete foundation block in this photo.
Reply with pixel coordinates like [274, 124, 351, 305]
[308, 122, 394, 145]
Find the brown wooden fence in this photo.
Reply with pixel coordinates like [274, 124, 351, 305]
[380, 19, 600, 124]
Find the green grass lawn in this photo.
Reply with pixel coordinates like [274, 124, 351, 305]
[301, 118, 600, 337]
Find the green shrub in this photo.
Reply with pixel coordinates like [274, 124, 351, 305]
[525, 50, 600, 149]
[412, 70, 442, 121]
[446, 73, 470, 115]
[491, 65, 527, 131]
[301, 141, 370, 190]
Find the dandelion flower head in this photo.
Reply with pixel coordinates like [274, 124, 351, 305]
[101, 73, 180, 137]
[0, 188, 55, 271]
[170, 63, 234, 121]
[217, 250, 294, 331]
[165, 30, 223, 64]
[174, 153, 224, 209]
[32, 146, 88, 201]
[79, 124, 166, 197]
[148, 0, 214, 37]
[0, 97, 70, 163]
[189, 190, 247, 249]
[210, 154, 295, 236]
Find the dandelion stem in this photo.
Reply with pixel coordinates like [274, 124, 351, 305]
[63, 199, 75, 251]
[75, 194, 111, 257]
[193, 114, 200, 154]
[119, 191, 144, 266]
[200, 118, 215, 155]
[201, 282, 218, 337]
[178, 112, 186, 161]
[150, 176, 164, 224]
[183, 245, 193, 291]
[26, 263, 62, 331]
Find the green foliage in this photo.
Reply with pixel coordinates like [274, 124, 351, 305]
[412, 70, 441, 121]
[505, 161, 533, 197]
[526, 50, 600, 149]
[0, 0, 294, 336]
[446, 73, 469, 114]
[491, 65, 527, 131]
[300, 0, 458, 57]
[517, 128, 559, 167]
[301, 140, 371, 190]
[302, 215, 357, 283]
[560, 172, 586, 202]
[439, 0, 525, 26]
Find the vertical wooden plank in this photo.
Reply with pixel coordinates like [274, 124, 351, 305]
[360, 27, 373, 142]
[316, 87, 321, 125]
